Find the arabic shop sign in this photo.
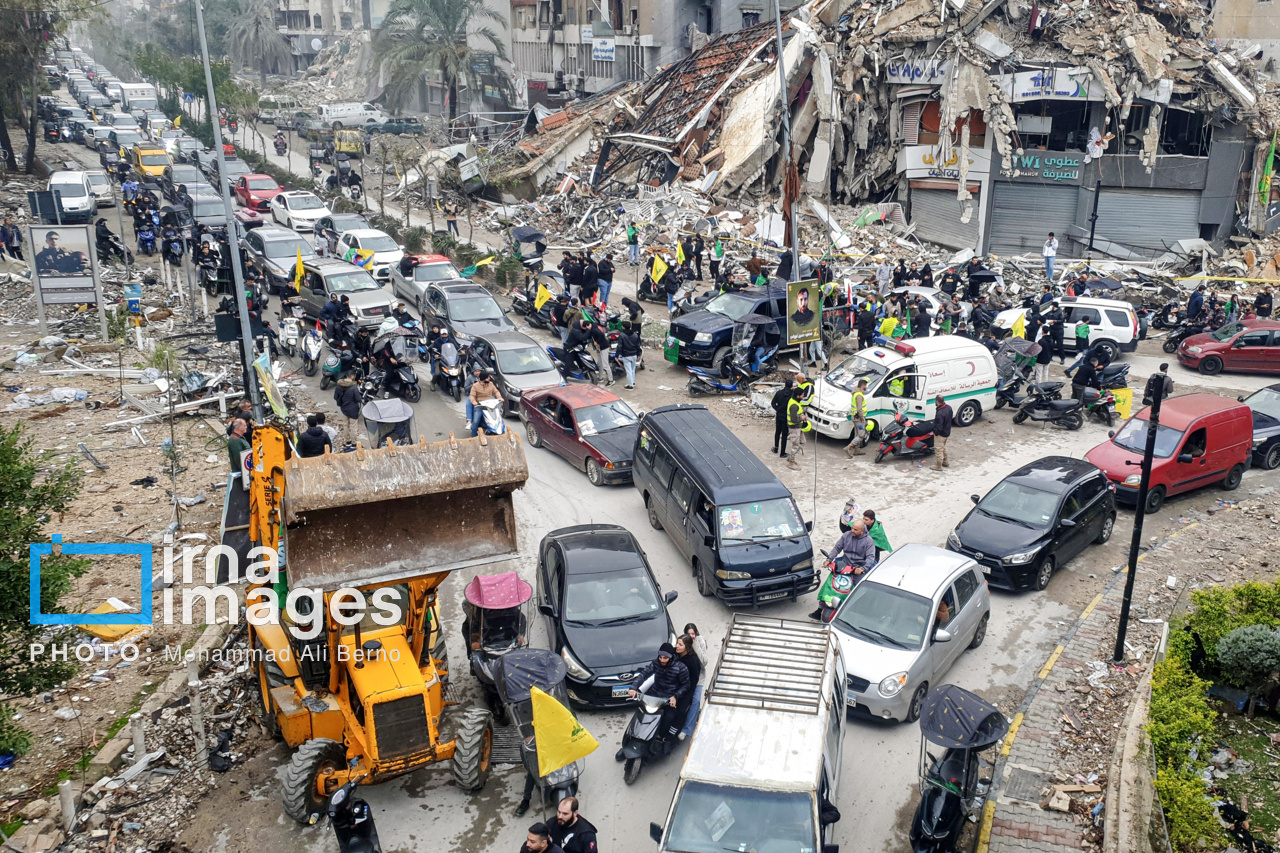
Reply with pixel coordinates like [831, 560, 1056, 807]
[885, 59, 951, 85]
[899, 144, 991, 181]
[592, 37, 615, 62]
[993, 66, 1173, 104]
[1006, 152, 1084, 184]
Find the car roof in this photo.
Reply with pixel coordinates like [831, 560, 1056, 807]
[438, 283, 492, 298]
[641, 404, 792, 504]
[413, 255, 456, 265]
[307, 258, 373, 273]
[279, 189, 316, 198]
[1239, 319, 1280, 331]
[253, 227, 302, 240]
[864, 543, 976, 598]
[1133, 393, 1249, 430]
[1060, 295, 1135, 310]
[480, 330, 544, 350]
[1003, 456, 1101, 493]
[542, 383, 621, 408]
[241, 173, 277, 182]
[341, 228, 390, 239]
[548, 525, 644, 572]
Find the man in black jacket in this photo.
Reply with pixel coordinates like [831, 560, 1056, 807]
[615, 321, 641, 389]
[296, 414, 332, 457]
[932, 396, 952, 471]
[550, 798, 599, 853]
[521, 823, 565, 853]
[771, 378, 794, 455]
[856, 304, 877, 350]
[615, 643, 689, 759]
[1043, 302, 1066, 363]
[1072, 357, 1101, 402]
[597, 253, 615, 306]
[565, 319, 609, 382]
[333, 375, 361, 438]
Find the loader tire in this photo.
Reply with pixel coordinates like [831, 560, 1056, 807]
[282, 738, 346, 824]
[451, 707, 494, 792]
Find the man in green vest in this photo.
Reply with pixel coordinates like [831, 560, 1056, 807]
[794, 372, 814, 410]
[710, 236, 725, 282]
[786, 388, 809, 470]
[626, 221, 640, 265]
[844, 378, 868, 458]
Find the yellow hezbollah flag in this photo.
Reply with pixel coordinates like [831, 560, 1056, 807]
[676, 240, 685, 265]
[173, 115, 181, 128]
[293, 248, 304, 293]
[1010, 313, 1026, 339]
[531, 685, 598, 776]
[534, 283, 553, 311]
[652, 255, 669, 284]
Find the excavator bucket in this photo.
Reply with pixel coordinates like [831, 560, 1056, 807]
[281, 431, 528, 590]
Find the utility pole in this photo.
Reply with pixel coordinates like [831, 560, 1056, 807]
[1112, 377, 1165, 664]
[194, 0, 262, 421]
[773, 0, 799, 284]
[1086, 181, 1102, 269]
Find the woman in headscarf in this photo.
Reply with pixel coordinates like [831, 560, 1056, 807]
[920, 262, 934, 289]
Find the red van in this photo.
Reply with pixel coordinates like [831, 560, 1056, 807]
[1084, 394, 1252, 513]
[1176, 319, 1280, 376]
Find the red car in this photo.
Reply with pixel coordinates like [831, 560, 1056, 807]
[1177, 318, 1280, 375]
[234, 174, 283, 212]
[519, 385, 641, 486]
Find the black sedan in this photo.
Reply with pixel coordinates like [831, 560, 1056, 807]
[536, 525, 677, 708]
[945, 456, 1116, 591]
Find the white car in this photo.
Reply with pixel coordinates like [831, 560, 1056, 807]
[84, 169, 114, 208]
[270, 191, 330, 232]
[335, 228, 403, 283]
[991, 295, 1138, 363]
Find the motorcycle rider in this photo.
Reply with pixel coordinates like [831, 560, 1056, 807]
[273, 131, 286, 154]
[564, 318, 608, 382]
[615, 643, 689, 761]
[809, 518, 876, 620]
[429, 326, 459, 387]
[321, 293, 352, 325]
[351, 326, 375, 376]
[137, 221, 156, 255]
[121, 176, 139, 204]
[391, 302, 414, 327]
[467, 370, 501, 436]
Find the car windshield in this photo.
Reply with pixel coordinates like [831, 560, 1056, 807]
[331, 215, 369, 232]
[178, 139, 199, 151]
[288, 194, 324, 210]
[1209, 322, 1245, 342]
[574, 400, 638, 434]
[717, 497, 804, 544]
[1245, 386, 1280, 426]
[495, 345, 554, 375]
[834, 582, 934, 650]
[703, 292, 757, 322]
[665, 782, 816, 853]
[360, 234, 399, 252]
[191, 199, 224, 218]
[1111, 416, 1185, 459]
[246, 177, 278, 190]
[826, 354, 889, 392]
[977, 481, 1061, 528]
[86, 173, 108, 188]
[415, 262, 460, 282]
[563, 567, 662, 624]
[449, 296, 502, 322]
[114, 133, 141, 145]
[171, 167, 201, 182]
[224, 162, 250, 176]
[140, 154, 167, 165]
[324, 270, 379, 292]
[263, 238, 315, 260]
[53, 183, 86, 198]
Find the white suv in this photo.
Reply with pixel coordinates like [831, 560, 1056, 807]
[993, 295, 1138, 362]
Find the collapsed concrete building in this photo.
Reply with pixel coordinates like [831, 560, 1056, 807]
[494, 0, 1280, 262]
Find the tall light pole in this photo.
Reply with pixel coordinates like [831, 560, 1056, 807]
[774, 0, 798, 284]
[193, 0, 262, 420]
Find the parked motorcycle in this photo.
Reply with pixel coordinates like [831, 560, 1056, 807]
[1012, 395, 1084, 430]
[300, 323, 324, 377]
[1162, 320, 1205, 354]
[547, 344, 602, 384]
[1096, 362, 1130, 390]
[322, 771, 382, 853]
[619, 683, 677, 786]
[1149, 299, 1183, 331]
[1082, 387, 1118, 427]
[875, 409, 936, 463]
[995, 377, 1063, 411]
[668, 279, 716, 319]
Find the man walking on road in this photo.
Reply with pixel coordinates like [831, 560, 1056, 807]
[550, 798, 599, 853]
[786, 387, 808, 470]
[932, 395, 952, 470]
[844, 378, 868, 457]
[1, 217, 24, 260]
[597, 253, 615, 307]
[626, 221, 640, 265]
[444, 199, 460, 236]
[771, 378, 793, 456]
[692, 233, 705, 281]
[1043, 232, 1058, 281]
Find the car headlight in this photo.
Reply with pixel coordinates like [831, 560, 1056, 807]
[1185, 346, 1201, 355]
[715, 569, 751, 580]
[454, 332, 473, 344]
[694, 332, 713, 344]
[946, 528, 962, 550]
[791, 559, 813, 573]
[1003, 546, 1042, 565]
[561, 648, 591, 680]
[878, 672, 908, 698]
[1124, 474, 1142, 486]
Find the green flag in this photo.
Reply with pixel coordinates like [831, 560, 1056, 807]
[854, 208, 883, 227]
[1260, 132, 1277, 207]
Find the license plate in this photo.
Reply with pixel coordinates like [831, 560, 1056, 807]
[980, 564, 991, 575]
[611, 686, 631, 698]
[759, 591, 788, 602]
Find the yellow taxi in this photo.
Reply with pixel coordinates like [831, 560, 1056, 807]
[131, 144, 171, 178]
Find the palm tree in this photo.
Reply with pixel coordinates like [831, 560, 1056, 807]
[374, 0, 506, 122]
[226, 0, 294, 87]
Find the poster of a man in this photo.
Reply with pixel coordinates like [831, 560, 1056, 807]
[34, 230, 90, 277]
[787, 279, 821, 345]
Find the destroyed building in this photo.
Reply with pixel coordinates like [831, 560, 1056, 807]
[497, 0, 1280, 261]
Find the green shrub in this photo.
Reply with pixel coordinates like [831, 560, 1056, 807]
[1216, 624, 1280, 710]
[0, 705, 32, 757]
[1166, 579, 1280, 672]
[1153, 766, 1226, 852]
[1148, 658, 1216, 766]
[402, 226, 429, 255]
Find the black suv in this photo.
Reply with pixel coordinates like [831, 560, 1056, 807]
[421, 282, 515, 345]
[664, 284, 790, 369]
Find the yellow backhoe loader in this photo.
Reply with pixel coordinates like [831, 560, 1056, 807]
[224, 423, 528, 822]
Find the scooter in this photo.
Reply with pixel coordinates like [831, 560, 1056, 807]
[1149, 299, 1182, 331]
[363, 361, 421, 404]
[669, 280, 716, 319]
[1162, 320, 1205, 354]
[619, 686, 677, 786]
[1082, 387, 1118, 427]
[273, 137, 287, 156]
[1012, 395, 1084, 430]
[875, 409, 936, 463]
[685, 344, 777, 396]
[432, 341, 464, 402]
[162, 234, 184, 267]
[995, 376, 1063, 410]
[300, 323, 324, 377]
[323, 772, 382, 853]
[814, 549, 860, 623]
[1096, 362, 1130, 390]
[547, 344, 602, 384]
[279, 315, 301, 358]
[96, 234, 133, 266]
[478, 398, 506, 435]
[136, 227, 157, 257]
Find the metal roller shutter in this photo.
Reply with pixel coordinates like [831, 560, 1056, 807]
[909, 187, 981, 251]
[988, 183, 1079, 256]
[1097, 189, 1201, 256]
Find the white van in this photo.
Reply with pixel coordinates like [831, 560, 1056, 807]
[806, 336, 998, 440]
[315, 102, 385, 128]
[47, 171, 98, 223]
[991, 295, 1139, 363]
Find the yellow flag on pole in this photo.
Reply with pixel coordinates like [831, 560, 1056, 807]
[294, 248, 304, 293]
[652, 255, 669, 284]
[1010, 313, 1026, 339]
[173, 115, 181, 128]
[676, 241, 685, 265]
[530, 685, 598, 777]
[534, 283, 553, 311]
